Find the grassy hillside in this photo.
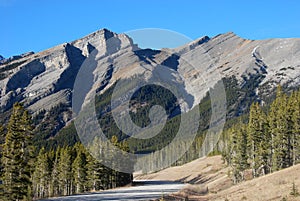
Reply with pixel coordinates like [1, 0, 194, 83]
[138, 155, 300, 201]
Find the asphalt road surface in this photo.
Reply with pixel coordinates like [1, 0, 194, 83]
[40, 180, 186, 201]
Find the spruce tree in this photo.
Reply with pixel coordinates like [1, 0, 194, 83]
[257, 108, 271, 175]
[285, 91, 296, 167]
[57, 147, 72, 196]
[268, 88, 280, 171]
[85, 153, 104, 191]
[248, 102, 264, 177]
[32, 148, 52, 199]
[230, 124, 249, 183]
[1, 103, 34, 201]
[273, 93, 290, 170]
[221, 129, 233, 166]
[222, 87, 300, 182]
[237, 124, 249, 180]
[291, 91, 300, 165]
[230, 126, 240, 183]
[118, 140, 134, 186]
[50, 147, 60, 197]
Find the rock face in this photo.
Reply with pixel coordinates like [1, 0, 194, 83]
[0, 29, 138, 112]
[0, 52, 34, 65]
[175, 32, 300, 105]
[0, 29, 300, 120]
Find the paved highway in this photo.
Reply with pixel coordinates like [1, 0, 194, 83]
[40, 180, 186, 201]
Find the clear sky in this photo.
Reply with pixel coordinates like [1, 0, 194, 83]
[1, 0, 300, 58]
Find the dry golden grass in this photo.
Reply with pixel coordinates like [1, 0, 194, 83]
[209, 163, 300, 201]
[136, 156, 300, 201]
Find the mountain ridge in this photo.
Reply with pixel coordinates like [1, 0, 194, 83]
[0, 29, 300, 137]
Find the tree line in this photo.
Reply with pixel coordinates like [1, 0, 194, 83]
[222, 86, 300, 183]
[0, 103, 133, 201]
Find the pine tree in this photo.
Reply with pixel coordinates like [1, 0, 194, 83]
[32, 148, 52, 199]
[50, 147, 60, 197]
[272, 91, 291, 170]
[20, 109, 35, 200]
[221, 129, 233, 166]
[72, 144, 87, 194]
[230, 124, 249, 183]
[248, 102, 264, 177]
[1, 103, 34, 201]
[85, 153, 104, 191]
[291, 91, 300, 165]
[222, 87, 300, 182]
[285, 91, 296, 167]
[118, 140, 134, 186]
[257, 108, 271, 175]
[57, 147, 72, 196]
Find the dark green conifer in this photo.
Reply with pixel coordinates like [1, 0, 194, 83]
[1, 103, 34, 201]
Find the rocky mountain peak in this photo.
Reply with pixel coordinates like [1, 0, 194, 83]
[174, 35, 210, 55]
[70, 28, 138, 57]
[0, 29, 299, 124]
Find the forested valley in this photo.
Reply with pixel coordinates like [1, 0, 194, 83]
[0, 103, 132, 200]
[0, 74, 299, 200]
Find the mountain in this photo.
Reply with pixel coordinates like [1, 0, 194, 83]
[0, 28, 300, 136]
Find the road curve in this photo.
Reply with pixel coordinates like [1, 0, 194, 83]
[40, 180, 186, 201]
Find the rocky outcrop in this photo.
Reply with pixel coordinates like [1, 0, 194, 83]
[176, 32, 300, 104]
[0, 29, 140, 112]
[0, 51, 34, 65]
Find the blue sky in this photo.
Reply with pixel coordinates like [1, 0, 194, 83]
[1, 0, 300, 58]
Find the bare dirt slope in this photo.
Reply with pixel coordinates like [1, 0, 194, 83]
[208, 163, 300, 201]
[135, 155, 233, 193]
[136, 156, 300, 201]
